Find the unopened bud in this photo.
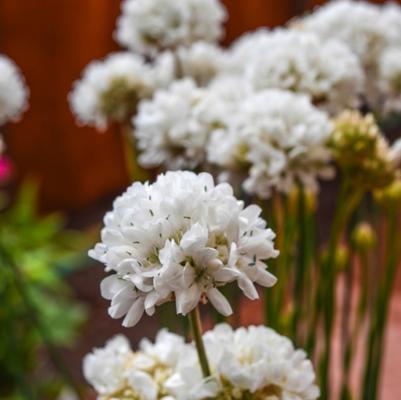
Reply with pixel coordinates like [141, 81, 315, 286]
[351, 222, 376, 251]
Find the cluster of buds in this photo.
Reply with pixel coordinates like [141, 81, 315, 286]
[330, 111, 400, 190]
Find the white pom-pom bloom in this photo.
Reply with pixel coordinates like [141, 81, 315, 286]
[0, 55, 28, 125]
[299, 1, 399, 71]
[208, 90, 334, 199]
[69, 52, 153, 130]
[115, 0, 226, 56]
[134, 79, 232, 170]
[89, 171, 278, 327]
[166, 324, 320, 400]
[378, 47, 401, 113]
[242, 30, 364, 114]
[84, 331, 188, 399]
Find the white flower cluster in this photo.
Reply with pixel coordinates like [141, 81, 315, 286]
[236, 29, 364, 114]
[133, 78, 235, 170]
[83, 331, 188, 399]
[89, 171, 278, 327]
[84, 325, 320, 400]
[115, 0, 226, 56]
[0, 55, 29, 125]
[69, 52, 156, 130]
[208, 89, 334, 199]
[298, 0, 401, 111]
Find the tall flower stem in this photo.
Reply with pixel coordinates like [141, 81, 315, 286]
[362, 210, 400, 399]
[188, 307, 211, 378]
[319, 180, 363, 400]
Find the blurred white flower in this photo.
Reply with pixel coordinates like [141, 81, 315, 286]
[167, 324, 320, 400]
[69, 52, 154, 130]
[0, 55, 29, 125]
[84, 331, 187, 399]
[176, 42, 228, 86]
[240, 30, 364, 114]
[89, 171, 278, 327]
[115, 0, 226, 56]
[134, 79, 230, 170]
[377, 47, 401, 113]
[208, 89, 334, 199]
[298, 1, 396, 69]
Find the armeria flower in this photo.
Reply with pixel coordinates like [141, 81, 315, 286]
[0, 55, 29, 125]
[83, 331, 188, 399]
[69, 52, 154, 131]
[133, 79, 232, 170]
[115, 0, 226, 56]
[297, 1, 397, 70]
[207, 89, 334, 199]
[377, 47, 401, 113]
[330, 110, 401, 190]
[166, 324, 320, 400]
[240, 29, 364, 114]
[89, 171, 278, 327]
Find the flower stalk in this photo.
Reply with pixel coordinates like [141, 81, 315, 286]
[188, 307, 212, 378]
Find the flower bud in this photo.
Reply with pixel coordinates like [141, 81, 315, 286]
[374, 178, 401, 210]
[351, 222, 376, 251]
[334, 244, 350, 272]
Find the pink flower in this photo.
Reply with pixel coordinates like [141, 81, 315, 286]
[0, 156, 13, 183]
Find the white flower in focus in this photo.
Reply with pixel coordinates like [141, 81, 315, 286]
[69, 52, 153, 130]
[89, 171, 278, 327]
[177, 42, 228, 86]
[378, 47, 401, 113]
[83, 331, 186, 399]
[134, 79, 230, 170]
[208, 89, 334, 199]
[115, 0, 226, 56]
[0, 55, 28, 125]
[243, 30, 364, 114]
[167, 324, 320, 400]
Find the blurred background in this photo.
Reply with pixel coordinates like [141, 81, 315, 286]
[1, 0, 400, 399]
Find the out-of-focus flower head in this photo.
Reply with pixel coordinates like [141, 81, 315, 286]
[166, 324, 320, 400]
[208, 89, 334, 199]
[115, 0, 226, 56]
[134, 78, 234, 170]
[230, 29, 364, 115]
[89, 171, 278, 327]
[69, 52, 154, 131]
[0, 55, 29, 125]
[330, 111, 401, 189]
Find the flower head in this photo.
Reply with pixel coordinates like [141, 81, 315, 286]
[134, 79, 232, 170]
[0, 55, 29, 125]
[69, 52, 154, 130]
[83, 331, 188, 399]
[115, 0, 226, 56]
[167, 324, 320, 400]
[208, 89, 334, 199]
[89, 171, 278, 327]
[239, 30, 364, 114]
[330, 111, 400, 189]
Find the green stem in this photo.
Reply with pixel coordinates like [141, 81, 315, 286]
[319, 180, 363, 400]
[188, 307, 211, 378]
[362, 211, 400, 399]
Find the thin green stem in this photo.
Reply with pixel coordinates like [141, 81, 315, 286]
[188, 307, 211, 378]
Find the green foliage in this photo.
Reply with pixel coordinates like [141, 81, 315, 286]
[0, 182, 91, 399]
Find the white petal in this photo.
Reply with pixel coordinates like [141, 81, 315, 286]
[122, 297, 145, 327]
[207, 288, 233, 316]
